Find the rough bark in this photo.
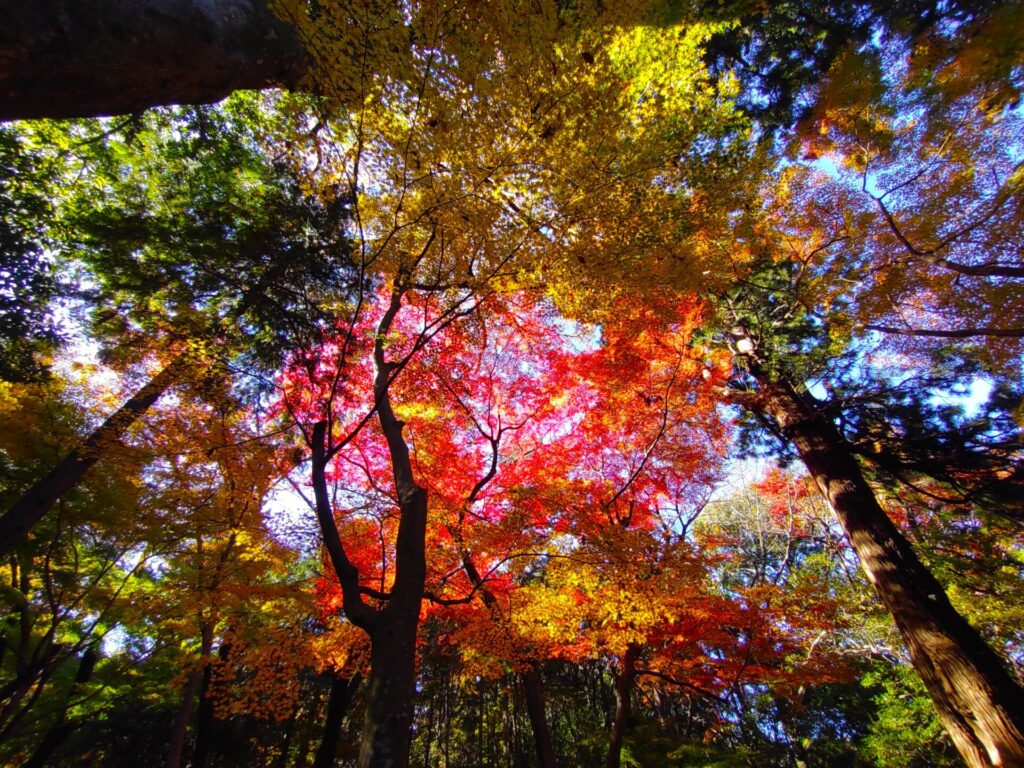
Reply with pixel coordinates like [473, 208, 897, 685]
[312, 674, 361, 768]
[0, 0, 310, 121]
[605, 645, 638, 768]
[748, 364, 1024, 768]
[358, 604, 422, 768]
[0, 354, 188, 558]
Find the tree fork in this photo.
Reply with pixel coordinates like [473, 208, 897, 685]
[0, 0, 310, 121]
[747, 364, 1024, 768]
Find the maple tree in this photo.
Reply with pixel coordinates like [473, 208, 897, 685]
[1, 2, 1024, 766]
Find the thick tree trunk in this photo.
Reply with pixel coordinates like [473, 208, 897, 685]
[522, 665, 558, 768]
[353, 290, 430, 768]
[0, 0, 309, 121]
[0, 354, 188, 558]
[307, 288, 430, 768]
[312, 674, 360, 768]
[605, 646, 638, 768]
[359, 607, 422, 768]
[749, 367, 1024, 768]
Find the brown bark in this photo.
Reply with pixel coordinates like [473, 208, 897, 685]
[0, 0, 310, 121]
[746, 363, 1024, 768]
[352, 289, 430, 768]
[167, 672, 203, 768]
[864, 325, 1024, 339]
[308, 413, 425, 768]
[605, 645, 638, 768]
[460, 553, 558, 768]
[0, 354, 188, 558]
[192, 640, 232, 768]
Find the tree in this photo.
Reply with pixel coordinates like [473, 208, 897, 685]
[0, 370, 154, 765]
[720, 299, 1024, 767]
[0, 103, 357, 556]
[704, 31, 1024, 750]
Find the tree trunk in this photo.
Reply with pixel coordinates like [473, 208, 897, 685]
[459, 550, 558, 768]
[168, 669, 203, 768]
[356, 484, 426, 768]
[357, 613, 419, 768]
[605, 645, 638, 768]
[0, 0, 309, 121]
[191, 664, 216, 768]
[274, 706, 299, 768]
[192, 640, 231, 768]
[0, 354, 188, 558]
[168, 623, 214, 768]
[312, 674, 360, 768]
[748, 367, 1024, 768]
[522, 665, 558, 768]
[290, 689, 319, 768]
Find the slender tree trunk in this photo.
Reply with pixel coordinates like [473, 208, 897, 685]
[290, 688, 321, 768]
[192, 640, 231, 768]
[460, 549, 558, 768]
[0, 355, 188, 557]
[21, 646, 98, 768]
[0, 250, 301, 555]
[168, 669, 204, 768]
[605, 646, 638, 768]
[747, 366, 1024, 768]
[168, 623, 214, 768]
[312, 674, 360, 768]
[0, 0, 310, 121]
[522, 665, 558, 768]
[191, 664, 216, 768]
[423, 683, 435, 768]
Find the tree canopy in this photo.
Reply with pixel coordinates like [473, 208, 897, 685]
[1, 1, 1023, 767]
